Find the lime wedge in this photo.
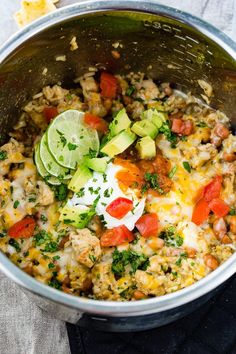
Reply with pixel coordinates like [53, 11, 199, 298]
[40, 134, 71, 179]
[47, 110, 99, 169]
[34, 145, 61, 185]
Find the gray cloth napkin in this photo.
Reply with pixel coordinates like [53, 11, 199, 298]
[0, 1, 235, 354]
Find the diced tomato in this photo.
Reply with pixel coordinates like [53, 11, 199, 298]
[192, 198, 211, 225]
[100, 225, 134, 247]
[43, 106, 58, 123]
[8, 217, 36, 239]
[171, 118, 193, 136]
[203, 175, 222, 202]
[84, 112, 108, 133]
[208, 198, 230, 217]
[106, 197, 133, 219]
[214, 123, 230, 139]
[100, 72, 118, 99]
[171, 119, 183, 134]
[135, 213, 159, 238]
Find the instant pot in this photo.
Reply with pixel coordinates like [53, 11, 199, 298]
[0, 0, 235, 331]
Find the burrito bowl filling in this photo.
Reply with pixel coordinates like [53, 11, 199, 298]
[0, 72, 235, 301]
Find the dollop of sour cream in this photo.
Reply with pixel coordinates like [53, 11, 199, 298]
[69, 163, 145, 230]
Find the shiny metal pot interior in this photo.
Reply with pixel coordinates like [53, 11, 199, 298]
[0, 0, 235, 331]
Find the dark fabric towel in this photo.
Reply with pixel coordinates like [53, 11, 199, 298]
[67, 274, 236, 354]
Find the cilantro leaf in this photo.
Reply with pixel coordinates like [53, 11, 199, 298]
[111, 249, 149, 277]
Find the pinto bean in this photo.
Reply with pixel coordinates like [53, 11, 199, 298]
[204, 254, 219, 270]
[214, 123, 230, 139]
[213, 218, 227, 240]
[58, 235, 69, 249]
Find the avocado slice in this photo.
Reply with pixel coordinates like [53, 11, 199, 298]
[142, 109, 167, 129]
[101, 130, 136, 157]
[59, 203, 94, 228]
[85, 157, 110, 173]
[68, 165, 92, 192]
[131, 120, 158, 139]
[109, 108, 131, 137]
[135, 136, 156, 159]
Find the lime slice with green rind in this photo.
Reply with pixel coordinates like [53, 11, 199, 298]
[47, 110, 99, 169]
[34, 144, 61, 185]
[40, 134, 71, 179]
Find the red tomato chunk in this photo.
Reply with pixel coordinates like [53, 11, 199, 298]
[8, 217, 36, 239]
[135, 213, 159, 238]
[106, 197, 133, 219]
[84, 112, 108, 134]
[100, 225, 134, 247]
[171, 118, 193, 136]
[100, 72, 118, 99]
[208, 198, 230, 217]
[43, 106, 58, 122]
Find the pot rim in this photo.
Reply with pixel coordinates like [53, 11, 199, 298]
[0, 0, 235, 316]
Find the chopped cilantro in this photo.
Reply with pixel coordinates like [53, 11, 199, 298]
[183, 161, 191, 173]
[66, 93, 73, 100]
[33, 230, 50, 246]
[76, 188, 85, 198]
[126, 86, 135, 96]
[229, 208, 236, 216]
[53, 184, 68, 201]
[13, 200, 20, 209]
[196, 121, 208, 127]
[119, 288, 129, 298]
[143, 172, 164, 194]
[28, 196, 36, 203]
[0, 150, 7, 161]
[67, 142, 77, 151]
[40, 214, 48, 222]
[159, 121, 178, 148]
[44, 241, 58, 253]
[175, 252, 188, 266]
[48, 278, 62, 290]
[9, 238, 21, 252]
[0, 232, 6, 238]
[56, 129, 67, 147]
[48, 262, 55, 269]
[87, 148, 97, 159]
[103, 173, 107, 183]
[104, 188, 113, 198]
[53, 255, 60, 261]
[180, 136, 187, 141]
[89, 186, 101, 195]
[111, 249, 149, 277]
[168, 165, 177, 179]
[24, 251, 29, 257]
[89, 254, 97, 263]
[159, 226, 183, 247]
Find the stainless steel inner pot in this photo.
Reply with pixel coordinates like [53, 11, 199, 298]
[0, 0, 235, 331]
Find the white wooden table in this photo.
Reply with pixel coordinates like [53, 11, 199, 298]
[0, 1, 235, 354]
